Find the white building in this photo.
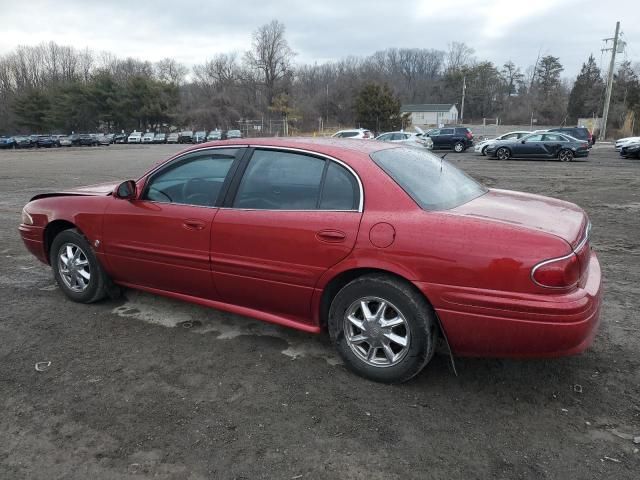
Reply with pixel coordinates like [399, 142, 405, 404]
[401, 104, 459, 127]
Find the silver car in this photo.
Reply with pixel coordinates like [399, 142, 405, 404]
[474, 131, 531, 155]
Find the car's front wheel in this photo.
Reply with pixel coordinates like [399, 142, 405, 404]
[558, 149, 574, 162]
[453, 142, 465, 153]
[496, 147, 511, 160]
[328, 274, 436, 383]
[50, 229, 108, 303]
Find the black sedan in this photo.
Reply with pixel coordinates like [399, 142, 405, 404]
[620, 142, 640, 159]
[485, 132, 589, 162]
[36, 135, 57, 148]
[14, 136, 34, 148]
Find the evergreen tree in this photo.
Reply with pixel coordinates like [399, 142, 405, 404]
[567, 55, 603, 122]
[354, 83, 401, 132]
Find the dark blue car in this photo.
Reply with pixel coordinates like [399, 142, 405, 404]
[0, 136, 16, 149]
[485, 132, 589, 162]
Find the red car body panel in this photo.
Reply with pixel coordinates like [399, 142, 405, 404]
[19, 137, 603, 358]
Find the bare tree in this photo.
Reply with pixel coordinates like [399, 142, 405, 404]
[446, 42, 475, 72]
[244, 20, 295, 107]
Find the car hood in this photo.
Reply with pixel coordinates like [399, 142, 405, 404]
[452, 188, 588, 248]
[31, 181, 119, 200]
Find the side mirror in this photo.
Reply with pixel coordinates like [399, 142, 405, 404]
[521, 140, 526, 144]
[115, 180, 137, 200]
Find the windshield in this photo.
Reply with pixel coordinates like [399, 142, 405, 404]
[371, 147, 487, 210]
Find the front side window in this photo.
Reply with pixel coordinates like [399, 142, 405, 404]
[233, 149, 359, 211]
[524, 134, 543, 142]
[371, 147, 487, 211]
[143, 149, 239, 207]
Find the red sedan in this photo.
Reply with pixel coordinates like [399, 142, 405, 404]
[19, 138, 602, 383]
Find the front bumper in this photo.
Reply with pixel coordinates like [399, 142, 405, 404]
[416, 251, 602, 358]
[19, 224, 48, 264]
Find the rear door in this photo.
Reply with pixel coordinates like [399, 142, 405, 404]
[437, 128, 454, 148]
[210, 148, 363, 324]
[541, 133, 567, 157]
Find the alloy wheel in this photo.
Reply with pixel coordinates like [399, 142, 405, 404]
[559, 150, 574, 162]
[454, 143, 464, 152]
[58, 243, 91, 292]
[343, 297, 411, 367]
[497, 148, 510, 160]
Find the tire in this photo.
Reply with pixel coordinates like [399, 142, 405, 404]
[453, 142, 465, 153]
[496, 147, 511, 160]
[558, 149, 574, 162]
[328, 274, 436, 383]
[50, 228, 108, 303]
[481, 146, 487, 156]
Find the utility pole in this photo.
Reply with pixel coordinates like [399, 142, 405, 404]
[601, 21, 621, 140]
[460, 75, 466, 124]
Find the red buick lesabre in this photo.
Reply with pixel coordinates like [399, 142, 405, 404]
[19, 138, 602, 383]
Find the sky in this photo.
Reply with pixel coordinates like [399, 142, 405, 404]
[0, 0, 637, 78]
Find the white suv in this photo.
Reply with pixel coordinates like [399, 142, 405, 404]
[128, 132, 142, 143]
[332, 128, 373, 139]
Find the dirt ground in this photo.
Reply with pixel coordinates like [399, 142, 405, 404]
[1, 143, 639, 480]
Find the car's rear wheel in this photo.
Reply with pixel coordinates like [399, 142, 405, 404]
[558, 149, 574, 162]
[496, 147, 511, 160]
[51, 229, 108, 303]
[453, 142, 465, 153]
[328, 274, 436, 383]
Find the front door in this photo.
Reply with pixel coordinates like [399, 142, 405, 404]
[211, 148, 363, 324]
[101, 148, 243, 299]
[517, 134, 546, 157]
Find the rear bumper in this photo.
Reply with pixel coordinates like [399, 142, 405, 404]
[19, 224, 48, 264]
[416, 252, 602, 358]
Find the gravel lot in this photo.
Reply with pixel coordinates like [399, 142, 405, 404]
[1, 143, 639, 479]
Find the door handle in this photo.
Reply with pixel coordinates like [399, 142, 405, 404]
[316, 229, 346, 243]
[182, 219, 206, 231]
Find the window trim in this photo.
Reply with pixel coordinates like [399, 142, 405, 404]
[221, 146, 364, 213]
[138, 146, 247, 208]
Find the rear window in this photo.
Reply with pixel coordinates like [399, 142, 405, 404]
[371, 147, 487, 210]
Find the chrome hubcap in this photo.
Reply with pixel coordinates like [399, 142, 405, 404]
[343, 297, 410, 367]
[58, 243, 91, 292]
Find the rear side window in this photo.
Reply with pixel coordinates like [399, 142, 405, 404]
[371, 147, 487, 210]
[440, 128, 454, 135]
[233, 150, 360, 211]
[339, 132, 359, 138]
[319, 162, 358, 210]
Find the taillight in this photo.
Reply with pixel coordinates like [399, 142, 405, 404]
[531, 253, 581, 289]
[465, 131, 473, 139]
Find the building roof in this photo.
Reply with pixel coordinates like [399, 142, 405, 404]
[400, 104, 457, 113]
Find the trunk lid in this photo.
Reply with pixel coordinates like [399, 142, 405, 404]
[453, 188, 589, 248]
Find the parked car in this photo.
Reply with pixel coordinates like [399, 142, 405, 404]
[548, 127, 593, 147]
[425, 126, 474, 152]
[207, 130, 222, 141]
[178, 131, 193, 144]
[19, 138, 601, 383]
[615, 136, 640, 151]
[474, 131, 531, 155]
[14, 136, 34, 148]
[375, 130, 433, 149]
[128, 132, 143, 144]
[57, 136, 73, 147]
[103, 133, 115, 144]
[193, 131, 207, 143]
[0, 136, 16, 149]
[485, 132, 589, 161]
[29, 134, 41, 145]
[114, 133, 127, 144]
[36, 135, 57, 148]
[332, 128, 373, 139]
[167, 132, 180, 144]
[620, 142, 640, 159]
[96, 135, 111, 146]
[142, 133, 155, 143]
[79, 134, 98, 146]
[226, 129, 242, 139]
[153, 133, 167, 144]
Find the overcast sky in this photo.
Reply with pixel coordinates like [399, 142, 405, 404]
[0, 0, 637, 78]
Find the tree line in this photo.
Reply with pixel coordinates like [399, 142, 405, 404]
[0, 20, 638, 135]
